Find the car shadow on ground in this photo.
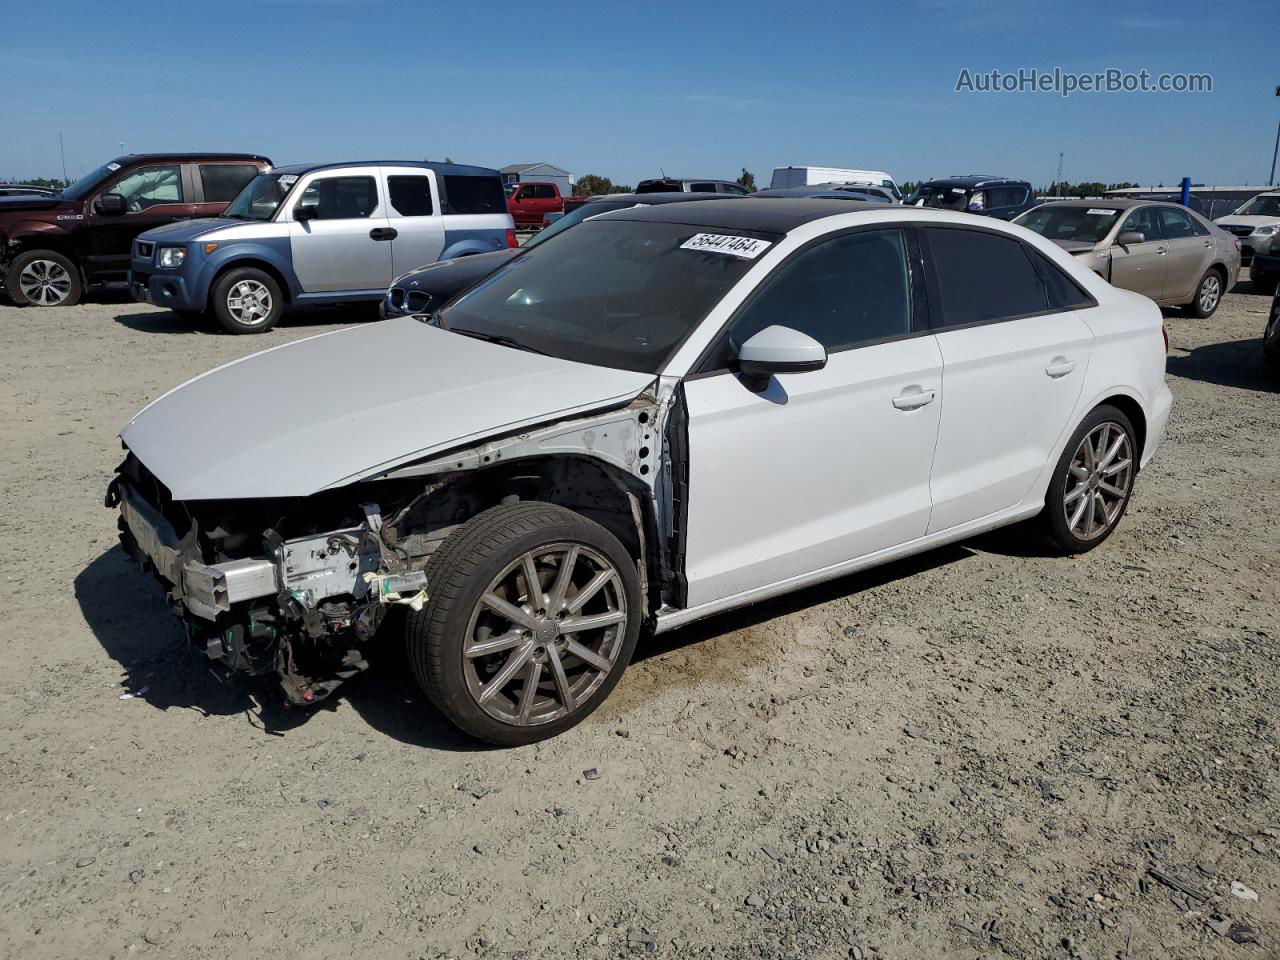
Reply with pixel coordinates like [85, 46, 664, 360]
[112, 304, 380, 335]
[1167, 337, 1278, 392]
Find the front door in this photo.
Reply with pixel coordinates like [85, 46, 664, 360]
[682, 227, 943, 608]
[383, 168, 445, 275]
[288, 168, 393, 293]
[86, 163, 196, 281]
[1109, 205, 1167, 299]
[919, 226, 1094, 533]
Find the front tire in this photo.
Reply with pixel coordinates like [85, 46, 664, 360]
[406, 503, 642, 746]
[1039, 405, 1138, 554]
[210, 267, 283, 334]
[5, 249, 82, 307]
[1184, 268, 1224, 318]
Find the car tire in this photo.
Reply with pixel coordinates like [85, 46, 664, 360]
[1038, 404, 1138, 555]
[406, 502, 642, 746]
[210, 267, 283, 334]
[1184, 268, 1224, 318]
[5, 249, 82, 307]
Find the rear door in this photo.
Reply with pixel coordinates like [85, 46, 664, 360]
[1109, 205, 1167, 299]
[681, 227, 943, 606]
[1156, 205, 1211, 302]
[921, 225, 1095, 533]
[287, 167, 393, 292]
[86, 163, 196, 280]
[382, 168, 444, 275]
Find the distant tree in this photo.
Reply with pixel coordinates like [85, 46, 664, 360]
[574, 174, 613, 197]
[610, 184, 633, 194]
[736, 168, 757, 192]
[899, 180, 921, 197]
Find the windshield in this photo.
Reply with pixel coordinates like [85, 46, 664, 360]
[521, 200, 636, 250]
[223, 173, 299, 221]
[1014, 205, 1121, 244]
[61, 161, 123, 201]
[1233, 195, 1280, 217]
[438, 219, 772, 373]
[915, 184, 973, 210]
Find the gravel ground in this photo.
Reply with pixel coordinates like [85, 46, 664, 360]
[1, 279, 1277, 960]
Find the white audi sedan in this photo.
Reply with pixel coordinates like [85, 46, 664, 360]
[110, 200, 1172, 744]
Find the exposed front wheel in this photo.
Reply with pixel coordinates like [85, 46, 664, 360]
[5, 250, 82, 307]
[406, 503, 642, 746]
[1185, 269, 1223, 318]
[1039, 405, 1138, 554]
[211, 267, 283, 334]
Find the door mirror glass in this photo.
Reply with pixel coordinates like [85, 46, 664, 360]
[294, 204, 318, 222]
[97, 193, 127, 215]
[1116, 231, 1145, 246]
[735, 325, 827, 382]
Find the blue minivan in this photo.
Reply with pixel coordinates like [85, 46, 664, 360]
[129, 161, 515, 333]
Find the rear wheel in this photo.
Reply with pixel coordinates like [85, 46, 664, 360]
[5, 250, 82, 307]
[406, 503, 642, 746]
[1184, 268, 1223, 318]
[1039, 405, 1137, 554]
[211, 267, 283, 334]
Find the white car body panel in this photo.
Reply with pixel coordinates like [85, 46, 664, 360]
[287, 164, 392, 292]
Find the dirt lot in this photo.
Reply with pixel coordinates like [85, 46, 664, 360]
[1, 281, 1278, 960]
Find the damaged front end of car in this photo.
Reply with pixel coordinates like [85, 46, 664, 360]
[105, 386, 678, 706]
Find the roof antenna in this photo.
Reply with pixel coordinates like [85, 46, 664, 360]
[659, 166, 666, 178]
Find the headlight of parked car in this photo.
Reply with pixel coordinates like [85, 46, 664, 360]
[158, 247, 187, 268]
[1251, 226, 1276, 237]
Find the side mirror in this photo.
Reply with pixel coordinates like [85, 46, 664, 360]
[97, 193, 126, 215]
[1116, 231, 1145, 246]
[735, 325, 827, 386]
[294, 204, 318, 222]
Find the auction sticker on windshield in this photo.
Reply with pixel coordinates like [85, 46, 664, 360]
[680, 233, 772, 259]
[1087, 208, 1117, 216]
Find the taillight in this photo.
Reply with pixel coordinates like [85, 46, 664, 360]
[1232, 238, 1241, 253]
[506, 229, 518, 249]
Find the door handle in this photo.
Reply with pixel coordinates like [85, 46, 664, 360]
[1155, 246, 1167, 255]
[892, 386, 936, 410]
[369, 227, 398, 241]
[1045, 356, 1076, 378]
[1203, 239, 1213, 248]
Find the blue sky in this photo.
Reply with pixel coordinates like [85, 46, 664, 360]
[2, 0, 1277, 189]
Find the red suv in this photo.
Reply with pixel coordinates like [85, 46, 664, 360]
[0, 152, 269, 307]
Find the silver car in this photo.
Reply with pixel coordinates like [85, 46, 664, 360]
[1015, 199, 1240, 317]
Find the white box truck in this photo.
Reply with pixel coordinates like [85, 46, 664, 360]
[770, 165, 901, 200]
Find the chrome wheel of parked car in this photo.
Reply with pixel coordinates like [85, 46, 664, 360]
[19, 259, 73, 305]
[463, 542, 627, 727]
[1186, 270, 1224, 318]
[407, 502, 642, 746]
[1063, 422, 1134, 541]
[226, 279, 273, 326]
[210, 267, 284, 334]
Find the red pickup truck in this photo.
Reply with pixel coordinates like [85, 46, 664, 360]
[506, 181, 566, 228]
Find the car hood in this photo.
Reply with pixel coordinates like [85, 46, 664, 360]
[1047, 239, 1100, 254]
[394, 249, 517, 297]
[121, 316, 654, 501]
[1215, 216, 1280, 229]
[0, 194, 69, 214]
[139, 218, 236, 243]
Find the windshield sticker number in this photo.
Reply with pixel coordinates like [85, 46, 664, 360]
[1087, 208, 1117, 216]
[107, 162, 121, 171]
[680, 233, 771, 259]
[278, 175, 299, 189]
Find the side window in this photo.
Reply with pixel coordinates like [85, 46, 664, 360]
[1029, 249, 1095, 310]
[709, 228, 911, 369]
[1119, 207, 1161, 241]
[1185, 212, 1209, 236]
[722, 183, 749, 195]
[199, 163, 259, 204]
[388, 175, 435, 216]
[296, 176, 378, 219]
[988, 186, 1026, 208]
[532, 184, 554, 199]
[690, 182, 718, 193]
[106, 165, 183, 210]
[924, 227, 1048, 327]
[444, 175, 506, 214]
[1158, 207, 1196, 239]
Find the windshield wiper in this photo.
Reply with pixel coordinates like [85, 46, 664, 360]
[451, 328, 548, 356]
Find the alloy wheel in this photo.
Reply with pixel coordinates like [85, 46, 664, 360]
[19, 259, 73, 306]
[1063, 422, 1133, 540]
[462, 542, 627, 727]
[226, 279, 273, 326]
[1198, 274, 1221, 314]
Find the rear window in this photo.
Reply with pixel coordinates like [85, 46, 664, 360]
[199, 163, 261, 204]
[635, 180, 682, 194]
[443, 175, 505, 215]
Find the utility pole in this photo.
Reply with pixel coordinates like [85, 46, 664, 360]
[1270, 84, 1279, 186]
[58, 131, 68, 185]
[1055, 152, 1064, 196]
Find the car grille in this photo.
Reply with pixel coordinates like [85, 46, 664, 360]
[1224, 225, 1254, 238]
[136, 240, 154, 258]
[388, 287, 433, 314]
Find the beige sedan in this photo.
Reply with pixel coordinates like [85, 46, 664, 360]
[1015, 199, 1240, 318]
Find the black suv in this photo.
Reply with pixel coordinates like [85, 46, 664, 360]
[907, 175, 1037, 220]
[0, 152, 269, 307]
